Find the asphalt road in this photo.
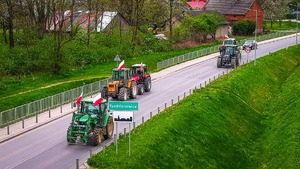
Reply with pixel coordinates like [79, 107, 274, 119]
[0, 34, 298, 169]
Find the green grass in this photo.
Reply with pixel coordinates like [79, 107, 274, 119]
[87, 46, 300, 168]
[264, 20, 297, 31]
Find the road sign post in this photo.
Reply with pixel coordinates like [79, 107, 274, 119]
[244, 47, 251, 63]
[114, 55, 121, 67]
[109, 101, 138, 156]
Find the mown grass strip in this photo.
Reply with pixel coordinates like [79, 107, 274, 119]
[87, 46, 299, 168]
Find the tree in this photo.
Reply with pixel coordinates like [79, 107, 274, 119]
[174, 12, 225, 43]
[1, 0, 15, 48]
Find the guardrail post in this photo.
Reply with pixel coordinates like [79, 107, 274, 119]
[184, 92, 186, 98]
[60, 102, 62, 114]
[103, 144, 106, 153]
[200, 83, 202, 88]
[76, 159, 79, 169]
[172, 99, 174, 106]
[158, 107, 160, 114]
[205, 81, 206, 86]
[27, 103, 30, 116]
[190, 89, 192, 95]
[36, 112, 38, 123]
[114, 134, 117, 145]
[7, 124, 9, 135]
[165, 103, 167, 109]
[150, 112, 152, 119]
[22, 118, 25, 129]
[0, 112, 2, 126]
[14, 108, 16, 121]
[142, 117, 144, 124]
[178, 95, 180, 102]
[49, 109, 51, 118]
[124, 128, 126, 136]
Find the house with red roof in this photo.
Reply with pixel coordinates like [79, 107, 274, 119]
[204, 0, 264, 33]
[187, 0, 208, 9]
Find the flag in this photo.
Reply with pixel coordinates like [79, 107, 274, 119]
[76, 92, 83, 106]
[224, 35, 229, 39]
[140, 62, 143, 72]
[93, 93, 103, 106]
[118, 60, 125, 70]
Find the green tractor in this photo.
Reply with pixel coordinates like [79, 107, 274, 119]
[67, 98, 114, 146]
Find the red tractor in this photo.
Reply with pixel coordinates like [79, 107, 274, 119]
[131, 64, 151, 95]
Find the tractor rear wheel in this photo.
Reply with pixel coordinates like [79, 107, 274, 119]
[231, 59, 236, 69]
[144, 77, 151, 92]
[101, 87, 108, 100]
[129, 81, 137, 99]
[67, 125, 74, 144]
[118, 87, 127, 101]
[104, 116, 114, 139]
[91, 127, 103, 146]
[137, 84, 144, 95]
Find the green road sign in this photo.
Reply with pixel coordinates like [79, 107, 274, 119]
[108, 101, 138, 111]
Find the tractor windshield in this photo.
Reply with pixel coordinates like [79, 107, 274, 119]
[225, 47, 233, 55]
[80, 102, 100, 114]
[112, 70, 126, 81]
[132, 67, 142, 75]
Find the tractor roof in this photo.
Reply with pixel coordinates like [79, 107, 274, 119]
[112, 68, 131, 71]
[131, 64, 147, 68]
[82, 98, 107, 103]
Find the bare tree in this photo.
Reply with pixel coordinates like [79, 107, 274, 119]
[1, 0, 16, 48]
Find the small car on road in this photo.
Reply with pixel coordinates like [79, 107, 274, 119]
[243, 40, 257, 50]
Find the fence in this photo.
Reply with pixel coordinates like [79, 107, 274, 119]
[0, 31, 293, 128]
[156, 31, 293, 70]
[0, 78, 110, 127]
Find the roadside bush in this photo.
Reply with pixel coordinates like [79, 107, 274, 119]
[233, 20, 255, 35]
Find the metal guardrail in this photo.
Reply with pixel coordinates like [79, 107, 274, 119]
[0, 31, 293, 127]
[0, 78, 110, 127]
[156, 31, 293, 70]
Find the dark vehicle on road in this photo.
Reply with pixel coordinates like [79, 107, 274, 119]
[243, 40, 257, 50]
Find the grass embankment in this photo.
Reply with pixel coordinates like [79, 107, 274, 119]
[88, 46, 300, 168]
[0, 42, 221, 112]
[264, 20, 297, 31]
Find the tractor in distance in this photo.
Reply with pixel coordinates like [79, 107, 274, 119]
[101, 68, 138, 101]
[218, 38, 241, 69]
[131, 63, 151, 95]
[67, 98, 114, 146]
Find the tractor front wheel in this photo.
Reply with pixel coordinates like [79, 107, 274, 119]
[104, 116, 114, 139]
[67, 125, 74, 144]
[118, 87, 127, 101]
[217, 58, 222, 68]
[92, 127, 103, 146]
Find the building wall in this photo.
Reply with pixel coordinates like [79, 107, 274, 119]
[215, 25, 230, 39]
[224, 0, 264, 33]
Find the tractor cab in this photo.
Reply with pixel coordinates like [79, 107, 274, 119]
[78, 98, 107, 115]
[112, 68, 132, 82]
[131, 64, 147, 76]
